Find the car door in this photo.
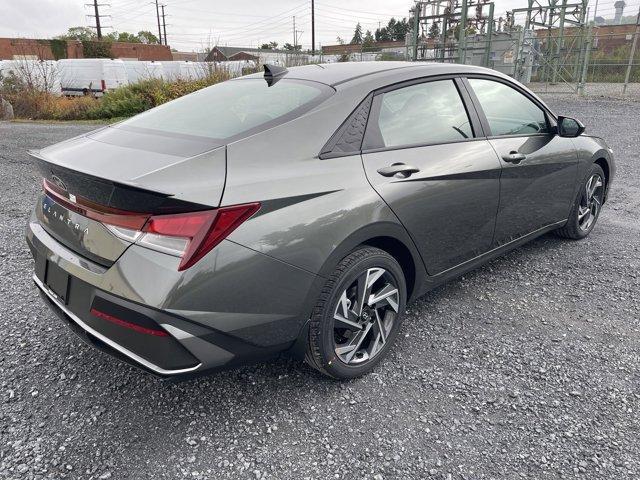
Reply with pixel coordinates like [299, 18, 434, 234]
[361, 77, 502, 275]
[464, 77, 578, 246]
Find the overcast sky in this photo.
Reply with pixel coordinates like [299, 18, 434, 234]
[0, 0, 632, 52]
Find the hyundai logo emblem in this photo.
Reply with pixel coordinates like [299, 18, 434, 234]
[51, 174, 67, 191]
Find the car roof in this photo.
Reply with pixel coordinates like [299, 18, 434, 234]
[242, 61, 501, 87]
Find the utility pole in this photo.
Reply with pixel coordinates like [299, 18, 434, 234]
[293, 15, 296, 49]
[155, 0, 163, 45]
[86, 0, 110, 39]
[161, 4, 168, 46]
[623, 7, 640, 94]
[311, 0, 315, 53]
[93, 0, 102, 38]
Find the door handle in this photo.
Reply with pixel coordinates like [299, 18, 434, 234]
[502, 151, 527, 164]
[377, 163, 420, 178]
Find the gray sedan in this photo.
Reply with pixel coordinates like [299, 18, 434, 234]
[26, 62, 615, 380]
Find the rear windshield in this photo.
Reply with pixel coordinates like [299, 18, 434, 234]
[117, 78, 332, 141]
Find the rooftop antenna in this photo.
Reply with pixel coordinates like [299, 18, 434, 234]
[263, 64, 288, 86]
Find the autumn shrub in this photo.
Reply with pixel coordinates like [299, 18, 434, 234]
[1, 69, 233, 121]
[1, 91, 98, 120]
[89, 71, 233, 119]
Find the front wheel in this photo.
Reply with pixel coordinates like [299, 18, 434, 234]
[306, 247, 406, 380]
[555, 164, 605, 240]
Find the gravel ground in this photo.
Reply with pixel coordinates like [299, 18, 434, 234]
[1, 95, 639, 480]
[528, 82, 640, 99]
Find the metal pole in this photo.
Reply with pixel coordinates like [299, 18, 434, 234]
[311, 0, 315, 53]
[623, 8, 640, 94]
[440, 6, 448, 61]
[484, 2, 495, 67]
[161, 5, 168, 46]
[93, 0, 102, 39]
[578, 14, 593, 95]
[525, 0, 534, 29]
[573, 0, 589, 82]
[552, 0, 567, 83]
[458, 0, 468, 63]
[155, 0, 162, 45]
[411, 4, 420, 61]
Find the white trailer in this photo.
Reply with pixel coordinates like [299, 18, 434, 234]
[57, 59, 128, 96]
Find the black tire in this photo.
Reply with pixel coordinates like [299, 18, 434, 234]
[306, 247, 407, 380]
[555, 163, 606, 240]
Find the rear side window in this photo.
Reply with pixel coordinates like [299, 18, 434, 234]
[468, 78, 549, 136]
[365, 79, 473, 149]
[117, 78, 332, 141]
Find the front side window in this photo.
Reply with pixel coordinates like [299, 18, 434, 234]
[468, 78, 549, 136]
[367, 79, 473, 149]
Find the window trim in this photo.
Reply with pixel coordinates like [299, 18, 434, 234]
[461, 75, 557, 139]
[319, 93, 373, 160]
[361, 75, 483, 154]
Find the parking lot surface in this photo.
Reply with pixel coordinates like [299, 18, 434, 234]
[1, 95, 639, 479]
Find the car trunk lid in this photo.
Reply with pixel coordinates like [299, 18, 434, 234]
[31, 127, 226, 266]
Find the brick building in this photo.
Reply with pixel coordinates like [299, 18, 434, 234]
[0, 38, 172, 61]
[536, 23, 639, 53]
[321, 40, 406, 55]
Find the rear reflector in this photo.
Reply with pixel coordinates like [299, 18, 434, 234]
[43, 177, 260, 271]
[90, 307, 169, 337]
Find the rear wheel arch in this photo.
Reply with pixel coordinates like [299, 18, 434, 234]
[316, 223, 425, 302]
[361, 236, 417, 301]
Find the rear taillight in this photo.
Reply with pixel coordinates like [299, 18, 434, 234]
[140, 204, 260, 271]
[42, 179, 260, 271]
[100, 79, 107, 91]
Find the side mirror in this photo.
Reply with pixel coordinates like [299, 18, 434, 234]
[557, 116, 585, 137]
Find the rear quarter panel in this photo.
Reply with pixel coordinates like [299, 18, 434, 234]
[221, 90, 418, 276]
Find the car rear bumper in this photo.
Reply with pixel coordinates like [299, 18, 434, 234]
[26, 214, 320, 378]
[34, 274, 202, 376]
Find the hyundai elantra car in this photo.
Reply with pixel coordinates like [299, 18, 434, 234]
[26, 62, 615, 380]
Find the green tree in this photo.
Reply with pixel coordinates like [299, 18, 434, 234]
[137, 30, 160, 44]
[375, 17, 414, 42]
[260, 41, 279, 50]
[336, 36, 345, 45]
[283, 42, 301, 51]
[351, 23, 363, 44]
[362, 30, 375, 51]
[107, 32, 139, 43]
[428, 22, 440, 39]
[57, 27, 96, 41]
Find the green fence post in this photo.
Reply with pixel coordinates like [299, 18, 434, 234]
[484, 3, 495, 67]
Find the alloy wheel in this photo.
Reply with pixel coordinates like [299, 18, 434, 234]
[578, 173, 603, 232]
[332, 267, 400, 365]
